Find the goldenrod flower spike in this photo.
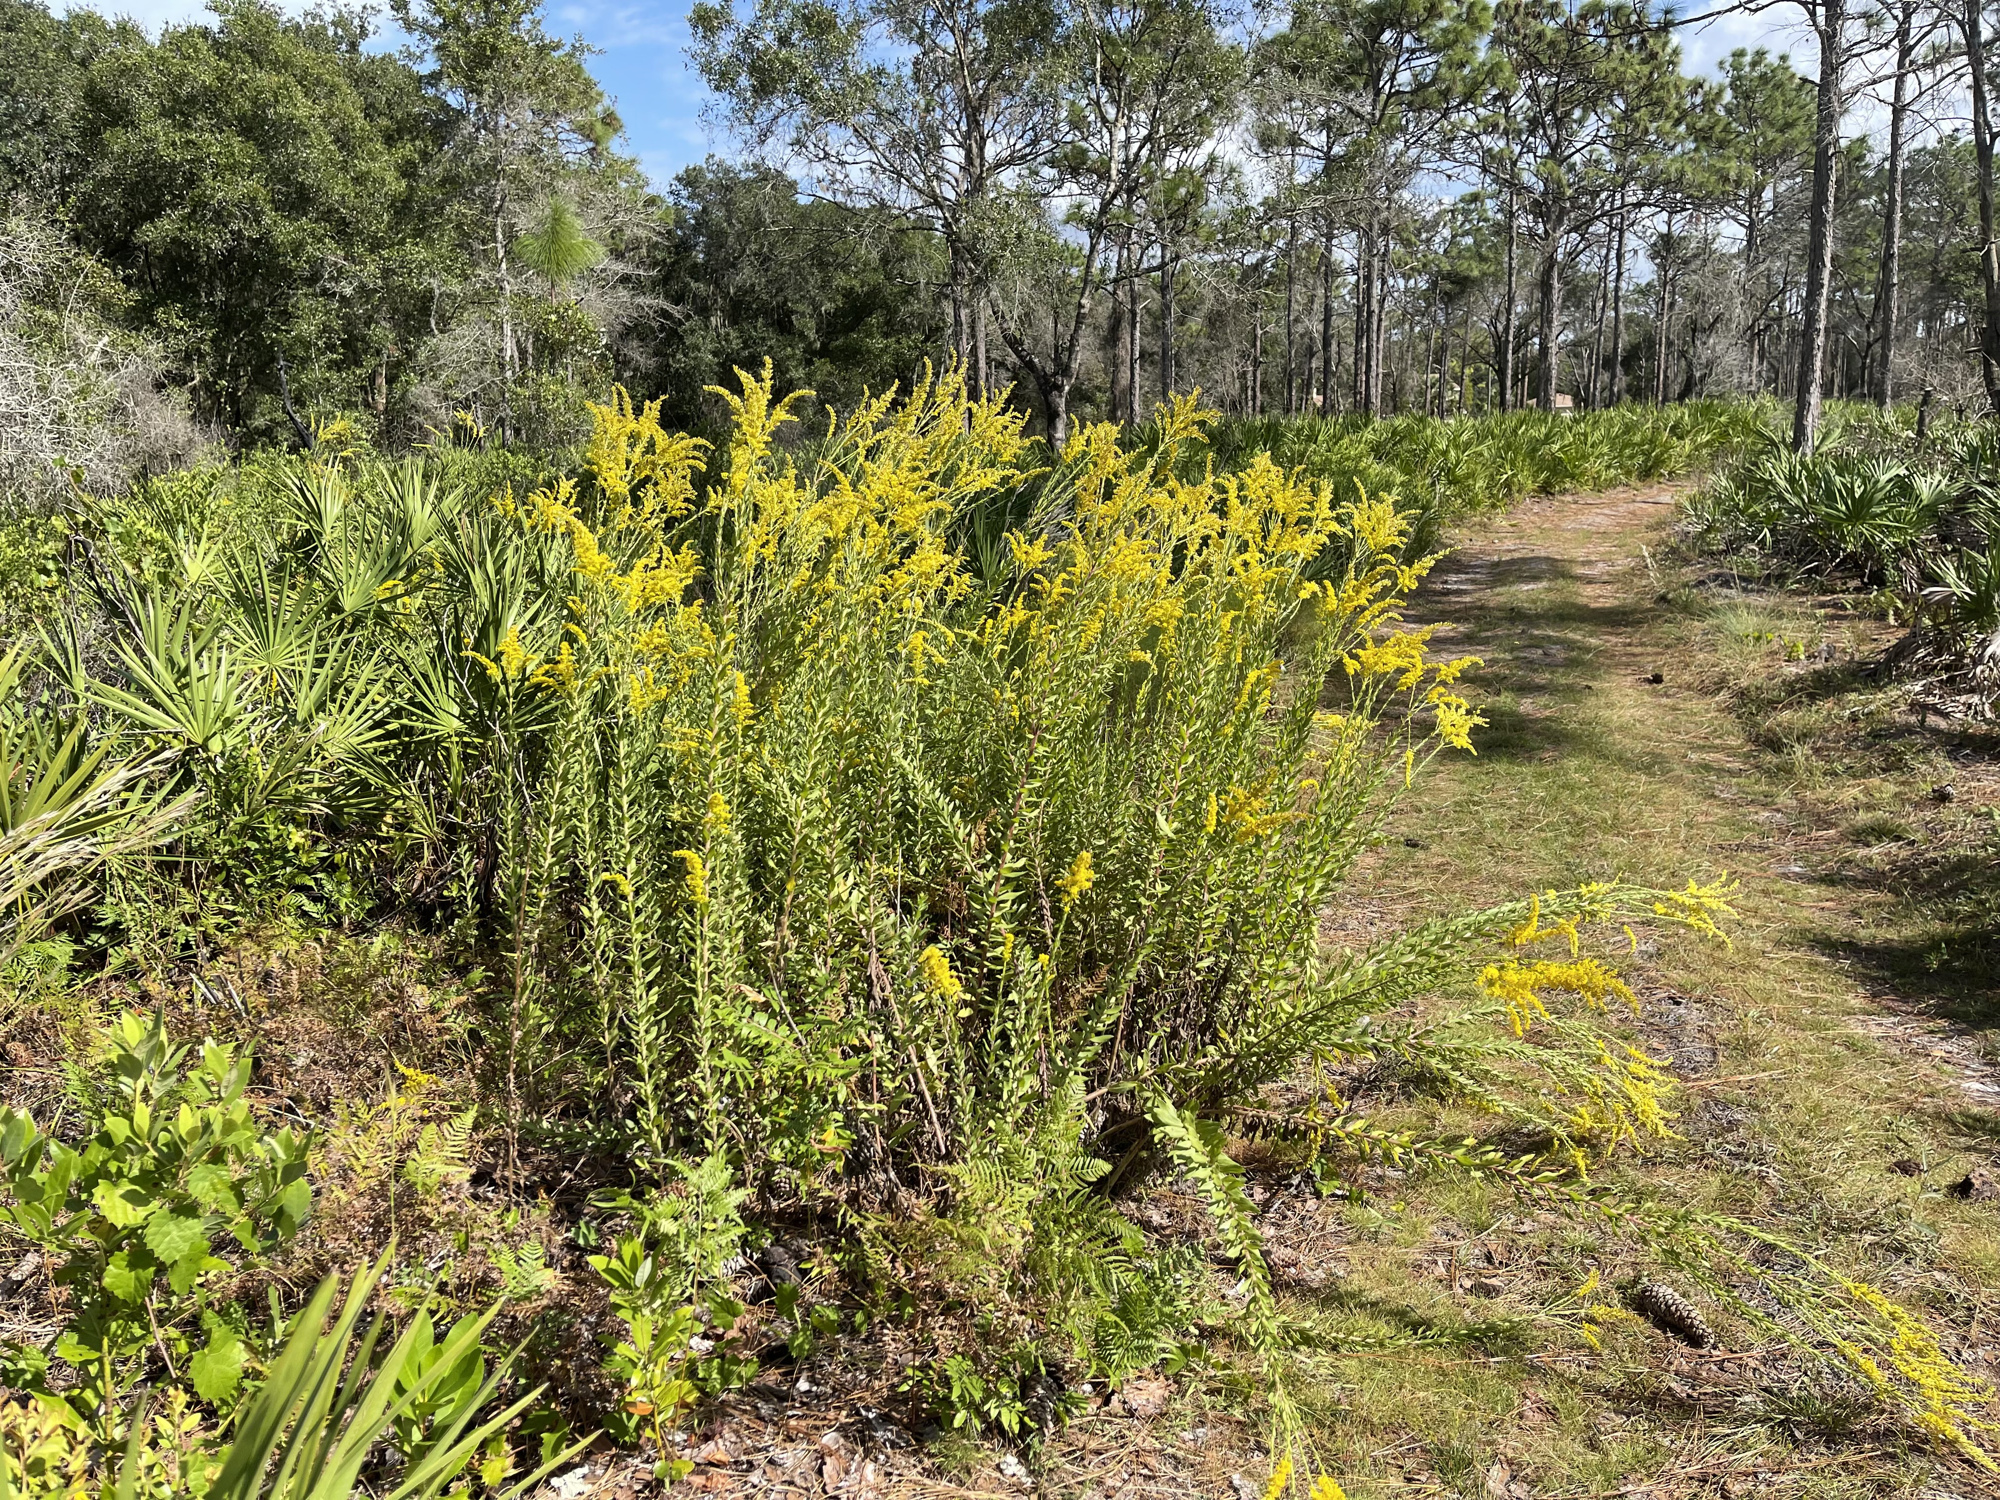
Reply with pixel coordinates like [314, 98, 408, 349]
[1058, 850, 1095, 909]
[918, 945, 965, 1003]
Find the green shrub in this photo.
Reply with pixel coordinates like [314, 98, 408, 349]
[0, 1012, 310, 1435]
[1683, 410, 2000, 698]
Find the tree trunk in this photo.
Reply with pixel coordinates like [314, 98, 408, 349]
[1047, 380, 1071, 452]
[1499, 188, 1518, 412]
[1963, 0, 2000, 413]
[1367, 228, 1388, 416]
[1589, 228, 1610, 408]
[949, 245, 970, 372]
[1159, 257, 1176, 402]
[1535, 232, 1563, 411]
[1873, 8, 1908, 410]
[1793, 0, 1846, 452]
[492, 110, 515, 440]
[1284, 220, 1297, 414]
[1320, 229, 1336, 414]
[1610, 201, 1627, 406]
[1108, 242, 1130, 423]
[1352, 224, 1368, 412]
[974, 299, 990, 401]
[1128, 280, 1142, 420]
[1430, 280, 1445, 417]
[1462, 302, 1474, 413]
[1654, 222, 1672, 405]
[1744, 198, 1762, 388]
[1250, 263, 1264, 416]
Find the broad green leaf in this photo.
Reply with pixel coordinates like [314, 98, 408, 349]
[144, 1210, 208, 1265]
[189, 1328, 246, 1404]
[103, 1249, 154, 1302]
[186, 1163, 240, 1214]
[169, 1249, 226, 1295]
[275, 1175, 312, 1228]
[92, 1179, 152, 1229]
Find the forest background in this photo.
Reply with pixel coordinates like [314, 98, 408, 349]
[7, 0, 2000, 489]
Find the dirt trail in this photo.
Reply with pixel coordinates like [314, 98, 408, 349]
[1406, 483, 2000, 1108]
[1344, 481, 2000, 1496]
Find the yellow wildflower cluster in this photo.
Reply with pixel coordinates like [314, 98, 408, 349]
[1651, 876, 1741, 945]
[918, 944, 965, 1003]
[704, 362, 1028, 630]
[1478, 956, 1638, 1036]
[674, 849, 710, 906]
[1833, 1279, 2000, 1468]
[1057, 850, 1095, 908]
[1554, 1269, 1642, 1351]
[1338, 614, 1483, 754]
[1564, 1037, 1676, 1155]
[582, 386, 705, 521]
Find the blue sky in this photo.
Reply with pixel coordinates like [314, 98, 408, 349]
[543, 2, 718, 185]
[79, 1, 1807, 191]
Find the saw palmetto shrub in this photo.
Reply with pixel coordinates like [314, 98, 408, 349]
[1681, 413, 2000, 705]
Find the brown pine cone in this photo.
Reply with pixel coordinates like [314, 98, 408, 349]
[1632, 1282, 1713, 1348]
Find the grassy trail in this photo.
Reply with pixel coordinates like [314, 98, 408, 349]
[1267, 484, 2000, 1498]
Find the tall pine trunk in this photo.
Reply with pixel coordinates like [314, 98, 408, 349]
[1320, 228, 1336, 413]
[1499, 188, 1518, 412]
[1367, 226, 1388, 416]
[1284, 220, 1297, 414]
[1792, 0, 1846, 452]
[1874, 2, 1914, 408]
[1352, 224, 1368, 411]
[1609, 200, 1627, 406]
[1654, 219, 1672, 404]
[1964, 0, 2000, 413]
[1535, 230, 1563, 411]
[1250, 263, 1264, 416]
[1589, 227, 1610, 408]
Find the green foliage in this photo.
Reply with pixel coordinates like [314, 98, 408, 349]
[585, 1212, 757, 1478]
[908, 1343, 1082, 1441]
[0, 1012, 309, 1432]
[196, 1254, 581, 1500]
[1683, 409, 2000, 696]
[1204, 401, 1759, 542]
[646, 161, 950, 436]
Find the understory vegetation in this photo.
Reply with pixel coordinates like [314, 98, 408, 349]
[1682, 407, 2000, 717]
[1203, 400, 1764, 558]
[0, 383, 1994, 1496]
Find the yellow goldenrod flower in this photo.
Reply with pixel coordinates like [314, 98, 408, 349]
[673, 850, 709, 906]
[1058, 850, 1095, 909]
[917, 945, 964, 1003]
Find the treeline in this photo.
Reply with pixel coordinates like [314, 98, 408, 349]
[0, 0, 945, 482]
[2, 0, 1998, 474]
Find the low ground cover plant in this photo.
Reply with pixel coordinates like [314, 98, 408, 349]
[0, 381, 1991, 1493]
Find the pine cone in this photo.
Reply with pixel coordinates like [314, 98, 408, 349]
[1632, 1282, 1713, 1348]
